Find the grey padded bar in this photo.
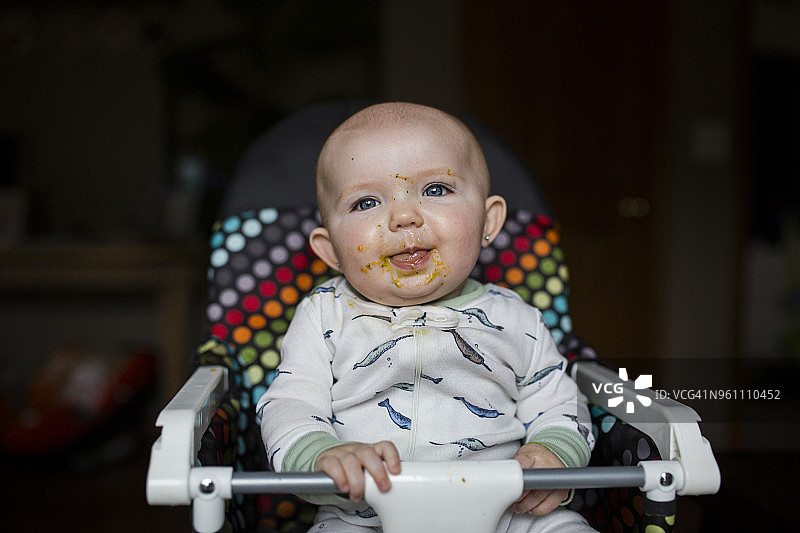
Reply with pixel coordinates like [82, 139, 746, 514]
[232, 471, 339, 495]
[230, 466, 646, 495]
[521, 466, 646, 490]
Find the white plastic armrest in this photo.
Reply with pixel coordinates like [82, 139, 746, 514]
[146, 365, 228, 505]
[572, 360, 720, 496]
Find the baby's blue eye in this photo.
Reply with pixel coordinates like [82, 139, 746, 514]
[353, 198, 380, 211]
[423, 184, 451, 197]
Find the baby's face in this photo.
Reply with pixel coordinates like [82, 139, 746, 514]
[311, 120, 503, 306]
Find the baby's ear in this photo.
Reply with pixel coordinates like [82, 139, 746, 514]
[309, 227, 341, 272]
[482, 195, 507, 247]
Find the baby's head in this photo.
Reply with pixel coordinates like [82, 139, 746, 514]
[310, 102, 507, 306]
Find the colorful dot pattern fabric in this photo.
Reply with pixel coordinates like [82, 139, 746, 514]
[566, 405, 664, 533]
[471, 210, 573, 345]
[195, 205, 657, 533]
[205, 206, 333, 416]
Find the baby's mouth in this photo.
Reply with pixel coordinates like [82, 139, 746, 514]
[388, 248, 432, 271]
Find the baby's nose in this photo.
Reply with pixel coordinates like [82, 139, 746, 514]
[389, 197, 424, 230]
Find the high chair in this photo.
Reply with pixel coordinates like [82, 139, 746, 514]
[146, 101, 720, 532]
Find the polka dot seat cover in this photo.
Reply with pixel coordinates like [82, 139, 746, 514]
[193, 206, 662, 533]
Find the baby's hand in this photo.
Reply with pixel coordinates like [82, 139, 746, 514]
[315, 441, 401, 502]
[512, 443, 569, 515]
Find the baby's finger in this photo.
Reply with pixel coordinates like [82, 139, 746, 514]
[339, 453, 367, 501]
[530, 490, 567, 516]
[514, 489, 546, 514]
[318, 457, 349, 495]
[375, 440, 402, 474]
[515, 489, 567, 516]
[357, 448, 393, 493]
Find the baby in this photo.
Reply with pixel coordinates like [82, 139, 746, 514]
[258, 102, 596, 532]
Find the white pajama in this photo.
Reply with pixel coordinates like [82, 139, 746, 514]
[258, 277, 595, 532]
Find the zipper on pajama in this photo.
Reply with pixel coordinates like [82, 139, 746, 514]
[407, 326, 425, 460]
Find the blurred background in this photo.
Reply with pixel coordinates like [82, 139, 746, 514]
[1, 0, 798, 531]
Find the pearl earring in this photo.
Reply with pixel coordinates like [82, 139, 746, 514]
[484, 235, 490, 241]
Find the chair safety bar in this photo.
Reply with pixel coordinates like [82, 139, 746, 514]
[229, 465, 647, 494]
[146, 366, 719, 533]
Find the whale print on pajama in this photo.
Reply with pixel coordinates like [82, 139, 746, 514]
[444, 329, 492, 372]
[310, 285, 341, 298]
[378, 398, 412, 430]
[352, 335, 413, 370]
[516, 361, 564, 387]
[429, 437, 496, 457]
[453, 396, 505, 418]
[446, 306, 504, 330]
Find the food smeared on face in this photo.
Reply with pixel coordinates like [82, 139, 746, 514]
[360, 248, 449, 288]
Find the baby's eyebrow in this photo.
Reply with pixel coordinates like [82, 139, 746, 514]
[421, 167, 460, 177]
[404, 169, 465, 186]
[333, 181, 375, 207]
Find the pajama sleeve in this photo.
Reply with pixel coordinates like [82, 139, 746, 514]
[257, 296, 341, 474]
[515, 311, 594, 469]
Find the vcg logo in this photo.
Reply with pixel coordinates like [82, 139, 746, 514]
[592, 368, 652, 414]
